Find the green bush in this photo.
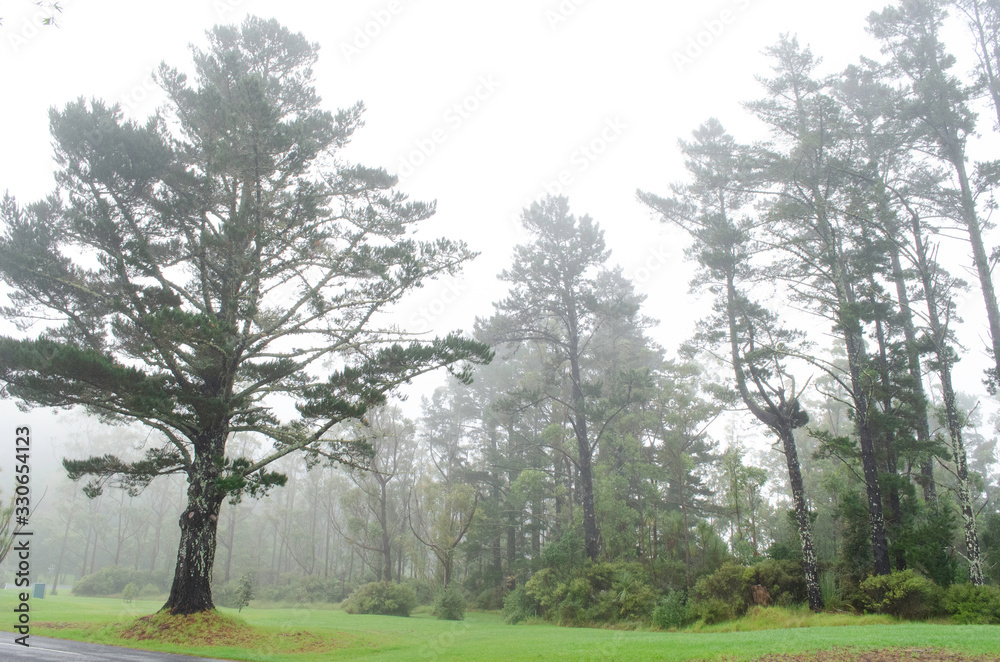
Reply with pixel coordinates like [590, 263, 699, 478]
[236, 571, 254, 612]
[744, 559, 808, 607]
[433, 586, 466, 620]
[72, 567, 168, 596]
[652, 590, 690, 630]
[524, 568, 564, 613]
[474, 587, 504, 610]
[859, 570, 942, 619]
[610, 566, 657, 621]
[690, 562, 750, 618]
[121, 582, 139, 604]
[502, 585, 538, 624]
[943, 583, 1000, 624]
[248, 574, 355, 604]
[342, 581, 416, 617]
[691, 597, 735, 625]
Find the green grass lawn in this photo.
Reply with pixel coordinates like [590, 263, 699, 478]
[1, 591, 998, 661]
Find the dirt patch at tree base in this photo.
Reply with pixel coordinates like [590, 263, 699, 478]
[114, 610, 351, 653]
[755, 649, 1000, 662]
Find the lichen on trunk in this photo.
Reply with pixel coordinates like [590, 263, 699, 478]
[162, 454, 225, 615]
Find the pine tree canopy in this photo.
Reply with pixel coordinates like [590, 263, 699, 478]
[0, 16, 492, 501]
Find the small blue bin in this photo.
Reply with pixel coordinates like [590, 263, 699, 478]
[32, 583, 44, 599]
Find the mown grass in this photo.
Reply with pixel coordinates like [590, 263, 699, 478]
[1, 591, 998, 661]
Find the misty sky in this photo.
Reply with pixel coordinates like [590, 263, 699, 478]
[1, 0, 994, 450]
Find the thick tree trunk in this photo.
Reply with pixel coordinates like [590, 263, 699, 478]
[162, 456, 225, 615]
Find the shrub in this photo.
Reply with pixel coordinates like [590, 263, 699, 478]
[121, 582, 139, 604]
[744, 559, 808, 607]
[474, 587, 504, 610]
[433, 586, 466, 620]
[690, 562, 750, 619]
[691, 597, 735, 625]
[943, 583, 1000, 624]
[236, 571, 254, 612]
[502, 585, 538, 624]
[611, 567, 657, 621]
[72, 567, 168, 597]
[652, 590, 690, 630]
[342, 581, 416, 617]
[523, 568, 564, 613]
[859, 570, 942, 620]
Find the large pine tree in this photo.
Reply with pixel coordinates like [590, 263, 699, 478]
[0, 17, 490, 614]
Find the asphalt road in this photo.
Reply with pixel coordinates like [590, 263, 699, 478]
[0, 633, 229, 661]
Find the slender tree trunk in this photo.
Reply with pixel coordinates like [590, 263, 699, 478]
[938, 359, 986, 584]
[887, 244, 937, 504]
[379, 478, 392, 583]
[149, 513, 162, 573]
[780, 428, 824, 610]
[79, 526, 91, 578]
[724, 273, 824, 608]
[51, 514, 73, 596]
[827, 223, 891, 576]
[952, 146, 1000, 389]
[223, 503, 237, 583]
[874, 316, 905, 572]
[324, 509, 331, 579]
[506, 513, 517, 588]
[908, 210, 986, 584]
[89, 529, 99, 575]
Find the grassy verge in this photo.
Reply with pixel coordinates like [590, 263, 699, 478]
[1, 591, 997, 661]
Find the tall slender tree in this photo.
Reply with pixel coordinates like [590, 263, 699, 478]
[869, 0, 1000, 392]
[481, 195, 647, 561]
[746, 37, 892, 575]
[640, 118, 824, 608]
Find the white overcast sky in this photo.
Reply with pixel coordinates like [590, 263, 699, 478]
[1, 0, 997, 442]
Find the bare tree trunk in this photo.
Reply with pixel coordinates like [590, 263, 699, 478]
[51, 513, 73, 596]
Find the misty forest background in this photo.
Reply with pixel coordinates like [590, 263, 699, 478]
[4, 0, 1000, 627]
